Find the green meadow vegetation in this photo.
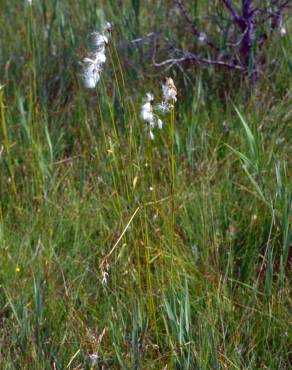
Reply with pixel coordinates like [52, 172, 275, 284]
[0, 1, 291, 369]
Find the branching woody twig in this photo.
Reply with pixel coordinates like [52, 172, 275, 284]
[255, 0, 290, 30]
[126, 0, 290, 78]
[129, 32, 244, 72]
[150, 33, 244, 71]
[152, 53, 244, 71]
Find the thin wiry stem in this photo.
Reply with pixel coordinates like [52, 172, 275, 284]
[169, 103, 175, 283]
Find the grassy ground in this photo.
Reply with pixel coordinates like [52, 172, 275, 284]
[0, 1, 291, 369]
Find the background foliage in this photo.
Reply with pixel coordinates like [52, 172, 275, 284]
[0, 1, 291, 369]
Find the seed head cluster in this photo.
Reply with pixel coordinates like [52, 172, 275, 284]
[81, 23, 178, 141]
[82, 22, 112, 89]
[162, 77, 177, 103]
[140, 92, 164, 140]
[140, 77, 177, 140]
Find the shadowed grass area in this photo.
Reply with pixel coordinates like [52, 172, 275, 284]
[0, 1, 291, 369]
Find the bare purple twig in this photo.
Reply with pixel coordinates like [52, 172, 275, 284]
[126, 0, 290, 78]
[223, 0, 241, 23]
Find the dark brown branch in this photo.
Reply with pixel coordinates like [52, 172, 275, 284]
[223, 0, 241, 22]
[240, 0, 254, 69]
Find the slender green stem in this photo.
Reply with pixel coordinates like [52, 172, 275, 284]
[0, 90, 16, 195]
[170, 104, 175, 280]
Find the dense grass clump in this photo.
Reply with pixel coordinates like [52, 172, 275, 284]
[0, 1, 291, 369]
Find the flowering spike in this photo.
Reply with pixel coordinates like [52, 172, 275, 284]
[162, 77, 177, 103]
[141, 101, 154, 123]
[157, 119, 163, 129]
[82, 22, 111, 89]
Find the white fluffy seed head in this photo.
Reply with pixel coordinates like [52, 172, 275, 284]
[145, 92, 154, 102]
[198, 32, 207, 43]
[162, 77, 177, 103]
[91, 32, 108, 49]
[89, 353, 99, 367]
[149, 130, 155, 140]
[95, 51, 107, 64]
[155, 101, 172, 113]
[157, 118, 163, 129]
[83, 63, 100, 89]
[280, 26, 286, 36]
[102, 271, 109, 286]
[102, 21, 112, 36]
[140, 102, 154, 123]
[82, 22, 111, 89]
